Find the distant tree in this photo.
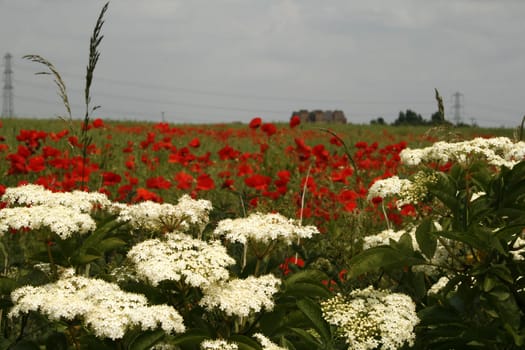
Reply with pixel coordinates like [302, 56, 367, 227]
[370, 117, 386, 125]
[393, 109, 427, 126]
[430, 111, 452, 125]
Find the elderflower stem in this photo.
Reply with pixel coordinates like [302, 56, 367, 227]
[296, 164, 312, 262]
[46, 239, 58, 279]
[381, 202, 391, 230]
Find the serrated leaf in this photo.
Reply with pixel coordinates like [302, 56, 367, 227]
[296, 298, 332, 345]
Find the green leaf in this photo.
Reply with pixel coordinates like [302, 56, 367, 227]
[172, 329, 211, 346]
[0, 276, 18, 294]
[283, 282, 331, 298]
[287, 327, 322, 347]
[347, 246, 425, 279]
[98, 237, 127, 252]
[296, 298, 332, 345]
[71, 253, 101, 265]
[229, 335, 261, 350]
[416, 218, 437, 259]
[285, 269, 327, 285]
[129, 330, 165, 350]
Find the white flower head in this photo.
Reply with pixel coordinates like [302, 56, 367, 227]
[199, 274, 281, 317]
[9, 274, 185, 339]
[200, 339, 238, 350]
[321, 286, 419, 350]
[114, 194, 212, 233]
[0, 206, 96, 239]
[2, 184, 111, 212]
[127, 232, 235, 288]
[400, 137, 525, 169]
[428, 276, 451, 295]
[253, 333, 287, 350]
[213, 212, 319, 246]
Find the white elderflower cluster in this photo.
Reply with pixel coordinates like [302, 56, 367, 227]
[253, 333, 287, 350]
[114, 194, 212, 233]
[2, 184, 111, 212]
[127, 232, 235, 288]
[428, 276, 451, 295]
[362, 227, 418, 251]
[213, 212, 319, 245]
[9, 274, 185, 339]
[0, 205, 96, 239]
[363, 225, 456, 277]
[367, 176, 413, 201]
[321, 286, 419, 350]
[199, 274, 281, 317]
[511, 236, 525, 261]
[400, 137, 525, 168]
[200, 339, 238, 350]
[368, 171, 437, 208]
[201, 339, 239, 350]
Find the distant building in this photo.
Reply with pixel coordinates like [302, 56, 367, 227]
[292, 109, 347, 124]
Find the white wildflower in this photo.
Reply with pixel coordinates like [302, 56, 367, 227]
[199, 274, 281, 317]
[200, 339, 238, 350]
[321, 286, 419, 350]
[213, 212, 319, 246]
[400, 137, 525, 169]
[368, 172, 437, 207]
[114, 194, 212, 233]
[511, 236, 525, 261]
[127, 232, 235, 288]
[428, 276, 451, 295]
[362, 227, 419, 251]
[9, 274, 185, 339]
[367, 176, 412, 201]
[0, 205, 96, 239]
[2, 184, 111, 212]
[253, 333, 287, 350]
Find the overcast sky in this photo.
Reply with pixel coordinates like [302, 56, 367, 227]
[1, 0, 524, 127]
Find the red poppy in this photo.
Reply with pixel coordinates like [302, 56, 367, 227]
[146, 176, 172, 190]
[290, 115, 301, 128]
[279, 256, 305, 275]
[245, 174, 272, 191]
[222, 179, 235, 190]
[188, 138, 200, 148]
[218, 145, 240, 160]
[92, 118, 105, 128]
[249, 117, 262, 129]
[237, 163, 254, 177]
[134, 188, 163, 203]
[102, 172, 122, 186]
[196, 174, 215, 191]
[261, 123, 277, 136]
[174, 171, 194, 190]
[329, 136, 343, 147]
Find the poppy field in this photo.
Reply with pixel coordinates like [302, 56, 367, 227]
[1, 114, 525, 349]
